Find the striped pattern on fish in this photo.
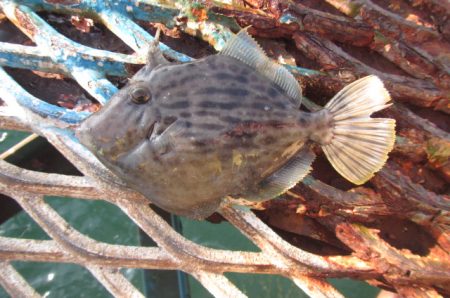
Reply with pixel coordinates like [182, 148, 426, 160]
[77, 28, 395, 218]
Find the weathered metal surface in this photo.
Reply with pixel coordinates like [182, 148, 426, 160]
[0, 0, 449, 297]
[0, 261, 40, 298]
[0, 66, 88, 124]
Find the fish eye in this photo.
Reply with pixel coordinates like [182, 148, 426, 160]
[130, 87, 151, 104]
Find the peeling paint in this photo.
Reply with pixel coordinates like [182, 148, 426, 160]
[45, 0, 81, 4]
[14, 8, 38, 37]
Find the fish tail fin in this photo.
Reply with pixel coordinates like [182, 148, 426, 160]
[321, 75, 396, 185]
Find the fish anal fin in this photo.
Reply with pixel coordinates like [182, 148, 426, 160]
[245, 146, 315, 201]
[221, 28, 303, 108]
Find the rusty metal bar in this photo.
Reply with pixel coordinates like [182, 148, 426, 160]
[292, 276, 344, 298]
[0, 236, 177, 270]
[0, 261, 41, 298]
[87, 266, 145, 298]
[0, 159, 105, 200]
[190, 272, 246, 298]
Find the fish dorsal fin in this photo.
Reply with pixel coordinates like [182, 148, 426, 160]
[221, 28, 303, 108]
[244, 146, 315, 201]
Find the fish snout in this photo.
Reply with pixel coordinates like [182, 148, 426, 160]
[76, 115, 116, 153]
[76, 121, 97, 152]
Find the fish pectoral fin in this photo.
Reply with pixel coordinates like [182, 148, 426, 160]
[220, 28, 302, 108]
[245, 146, 316, 201]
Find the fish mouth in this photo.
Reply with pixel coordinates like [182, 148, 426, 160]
[146, 117, 178, 141]
[146, 121, 157, 140]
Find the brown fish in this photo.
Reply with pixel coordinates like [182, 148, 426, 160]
[77, 29, 396, 219]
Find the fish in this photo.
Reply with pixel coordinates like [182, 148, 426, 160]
[76, 28, 396, 219]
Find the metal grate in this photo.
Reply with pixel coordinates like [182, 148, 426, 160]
[0, 0, 449, 297]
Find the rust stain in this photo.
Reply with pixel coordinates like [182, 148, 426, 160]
[14, 8, 37, 37]
[191, 8, 208, 22]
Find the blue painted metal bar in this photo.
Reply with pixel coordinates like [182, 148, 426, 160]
[18, 0, 180, 26]
[98, 9, 192, 62]
[1, 2, 138, 67]
[2, 2, 127, 103]
[0, 38, 123, 106]
[0, 66, 89, 124]
[0, 43, 64, 74]
[0, 42, 135, 77]
[70, 68, 117, 105]
[14, 0, 97, 14]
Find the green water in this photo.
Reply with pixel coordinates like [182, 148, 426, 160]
[0, 203, 379, 298]
[0, 130, 379, 297]
[180, 219, 379, 298]
[0, 130, 29, 154]
[0, 197, 145, 298]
